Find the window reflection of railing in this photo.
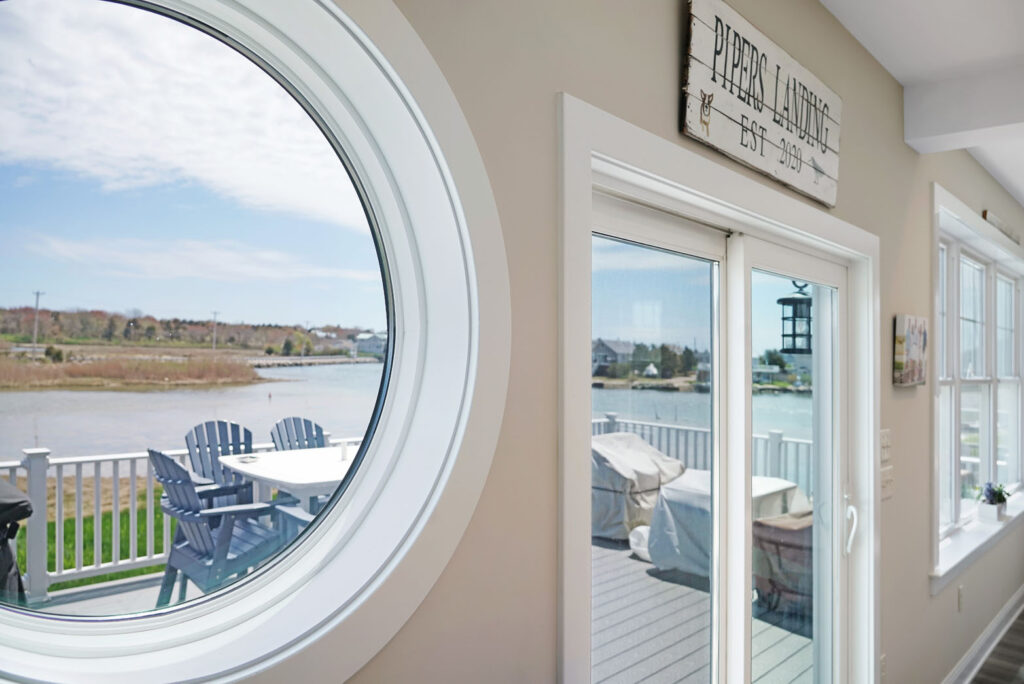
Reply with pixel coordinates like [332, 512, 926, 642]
[592, 412, 814, 499]
[1, 434, 361, 605]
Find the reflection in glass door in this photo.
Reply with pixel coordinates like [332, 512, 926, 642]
[750, 270, 836, 683]
[590, 234, 716, 683]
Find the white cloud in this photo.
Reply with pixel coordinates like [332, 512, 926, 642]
[0, 0, 366, 230]
[31, 235, 380, 283]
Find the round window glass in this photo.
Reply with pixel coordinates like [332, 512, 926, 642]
[0, 0, 389, 616]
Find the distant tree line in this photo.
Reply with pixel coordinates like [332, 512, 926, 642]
[602, 343, 700, 379]
[759, 349, 786, 368]
[0, 306, 368, 355]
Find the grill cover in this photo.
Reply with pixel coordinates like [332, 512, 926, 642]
[591, 432, 684, 540]
[752, 510, 814, 618]
[0, 479, 32, 605]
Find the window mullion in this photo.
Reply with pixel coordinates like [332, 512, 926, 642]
[945, 244, 954, 378]
[1018, 279, 1023, 488]
[951, 243, 962, 525]
[987, 265, 997, 487]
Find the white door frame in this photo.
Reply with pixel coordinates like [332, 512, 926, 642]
[558, 93, 880, 683]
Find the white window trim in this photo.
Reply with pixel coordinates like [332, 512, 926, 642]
[931, 184, 1024, 594]
[0, 1, 510, 681]
[559, 94, 880, 684]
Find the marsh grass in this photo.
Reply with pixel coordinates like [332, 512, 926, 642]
[0, 356, 258, 390]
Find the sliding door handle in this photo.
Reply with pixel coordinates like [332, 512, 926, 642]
[844, 495, 859, 556]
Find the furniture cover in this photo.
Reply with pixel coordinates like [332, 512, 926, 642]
[0, 479, 32, 604]
[591, 432, 684, 540]
[753, 509, 814, 618]
[648, 471, 807, 576]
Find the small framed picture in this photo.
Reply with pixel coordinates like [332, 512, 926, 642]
[893, 314, 927, 386]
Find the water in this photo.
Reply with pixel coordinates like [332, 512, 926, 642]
[0, 363, 385, 461]
[592, 387, 813, 440]
[0, 369, 810, 461]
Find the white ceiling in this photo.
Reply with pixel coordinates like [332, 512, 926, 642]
[820, 0, 1024, 210]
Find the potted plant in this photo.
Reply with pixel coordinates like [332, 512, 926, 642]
[977, 482, 1009, 522]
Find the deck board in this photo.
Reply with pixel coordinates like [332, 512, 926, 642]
[592, 539, 813, 683]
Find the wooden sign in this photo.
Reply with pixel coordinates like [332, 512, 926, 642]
[681, 0, 842, 206]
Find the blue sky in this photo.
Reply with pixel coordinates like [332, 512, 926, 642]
[592, 236, 806, 356]
[592, 236, 713, 351]
[0, 0, 385, 329]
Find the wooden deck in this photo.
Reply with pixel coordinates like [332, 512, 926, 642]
[592, 539, 813, 683]
[34, 572, 201, 616]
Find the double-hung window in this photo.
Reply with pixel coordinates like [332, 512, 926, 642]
[936, 236, 1023, 537]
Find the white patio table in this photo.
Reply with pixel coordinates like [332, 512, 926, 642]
[647, 469, 810, 577]
[220, 445, 352, 512]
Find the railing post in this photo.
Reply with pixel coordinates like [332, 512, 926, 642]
[604, 412, 618, 434]
[768, 430, 784, 479]
[23, 447, 50, 604]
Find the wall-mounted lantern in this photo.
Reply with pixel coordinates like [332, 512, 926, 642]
[778, 282, 812, 354]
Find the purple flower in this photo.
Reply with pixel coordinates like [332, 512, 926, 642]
[980, 482, 1008, 505]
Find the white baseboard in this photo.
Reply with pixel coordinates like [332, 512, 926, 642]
[943, 582, 1024, 683]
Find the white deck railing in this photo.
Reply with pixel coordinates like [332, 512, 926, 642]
[1, 435, 361, 604]
[592, 412, 814, 498]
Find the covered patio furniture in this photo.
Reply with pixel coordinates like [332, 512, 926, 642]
[753, 509, 814, 619]
[150, 449, 295, 608]
[591, 432, 685, 540]
[0, 479, 32, 605]
[185, 420, 254, 507]
[648, 471, 808, 577]
[271, 416, 326, 451]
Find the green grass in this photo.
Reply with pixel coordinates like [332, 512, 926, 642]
[15, 495, 176, 592]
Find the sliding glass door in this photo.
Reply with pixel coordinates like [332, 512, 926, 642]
[591, 233, 718, 683]
[587, 195, 853, 683]
[748, 264, 842, 683]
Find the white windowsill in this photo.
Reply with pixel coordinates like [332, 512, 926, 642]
[931, 493, 1024, 595]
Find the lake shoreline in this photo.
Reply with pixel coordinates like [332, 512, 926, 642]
[0, 377, 276, 392]
[0, 362, 385, 460]
[0, 355, 264, 392]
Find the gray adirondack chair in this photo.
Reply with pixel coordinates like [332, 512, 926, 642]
[271, 417, 326, 451]
[150, 449, 293, 607]
[270, 416, 329, 512]
[185, 421, 253, 506]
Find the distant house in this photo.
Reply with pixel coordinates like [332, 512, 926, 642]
[356, 331, 388, 357]
[314, 337, 355, 355]
[591, 339, 635, 374]
[752, 362, 781, 384]
[310, 328, 337, 339]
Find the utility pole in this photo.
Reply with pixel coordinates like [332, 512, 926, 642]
[32, 291, 45, 354]
[211, 311, 219, 351]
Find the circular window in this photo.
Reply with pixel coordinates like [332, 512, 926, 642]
[0, 0, 390, 619]
[0, 0, 508, 680]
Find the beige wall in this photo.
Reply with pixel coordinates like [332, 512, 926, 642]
[256, 1, 1024, 682]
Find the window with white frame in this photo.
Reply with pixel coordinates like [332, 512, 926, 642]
[936, 237, 1023, 536]
[0, 1, 509, 681]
